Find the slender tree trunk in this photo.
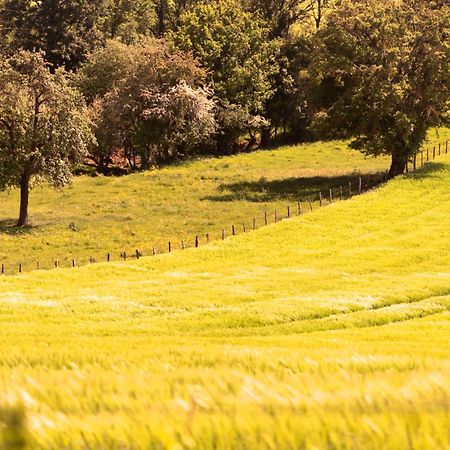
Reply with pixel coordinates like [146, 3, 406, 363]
[156, 0, 166, 37]
[387, 152, 407, 179]
[17, 173, 30, 227]
[261, 126, 271, 148]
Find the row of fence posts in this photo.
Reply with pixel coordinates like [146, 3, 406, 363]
[1, 140, 448, 276]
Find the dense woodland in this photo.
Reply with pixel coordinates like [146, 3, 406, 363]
[0, 0, 449, 225]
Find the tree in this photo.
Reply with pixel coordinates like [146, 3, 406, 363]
[245, 0, 313, 38]
[0, 51, 94, 226]
[310, 0, 450, 178]
[91, 41, 216, 170]
[102, 0, 156, 43]
[171, 0, 278, 151]
[263, 35, 313, 144]
[76, 39, 140, 104]
[0, 0, 104, 70]
[172, 0, 276, 112]
[154, 0, 200, 37]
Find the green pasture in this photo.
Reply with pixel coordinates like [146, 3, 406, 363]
[0, 139, 395, 273]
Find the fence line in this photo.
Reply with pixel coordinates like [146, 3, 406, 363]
[1, 140, 448, 276]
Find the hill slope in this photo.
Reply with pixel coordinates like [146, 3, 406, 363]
[1, 155, 450, 448]
[0, 139, 394, 273]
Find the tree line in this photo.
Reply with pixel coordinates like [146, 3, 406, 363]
[0, 0, 449, 226]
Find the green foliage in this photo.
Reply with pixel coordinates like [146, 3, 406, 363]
[0, 50, 94, 225]
[0, 0, 105, 70]
[171, 0, 279, 151]
[76, 39, 140, 104]
[172, 0, 277, 113]
[102, 0, 157, 43]
[89, 40, 215, 170]
[263, 34, 313, 143]
[246, 0, 314, 37]
[310, 0, 450, 177]
[1, 142, 450, 448]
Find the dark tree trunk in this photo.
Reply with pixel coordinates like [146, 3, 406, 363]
[387, 153, 407, 180]
[17, 173, 30, 227]
[261, 127, 271, 148]
[156, 0, 166, 37]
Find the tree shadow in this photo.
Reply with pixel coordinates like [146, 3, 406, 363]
[203, 172, 388, 203]
[0, 219, 35, 235]
[408, 162, 446, 180]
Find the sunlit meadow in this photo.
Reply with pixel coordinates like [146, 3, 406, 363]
[0, 132, 450, 449]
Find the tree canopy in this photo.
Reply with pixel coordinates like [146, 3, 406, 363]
[0, 0, 448, 197]
[0, 0, 104, 70]
[0, 51, 93, 225]
[310, 0, 450, 177]
[86, 40, 216, 170]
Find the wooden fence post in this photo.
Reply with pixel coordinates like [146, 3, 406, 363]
[446, 140, 448, 154]
[421, 151, 424, 167]
[340, 186, 343, 201]
[358, 177, 362, 194]
[319, 192, 323, 207]
[72, 259, 76, 268]
[37, 262, 40, 270]
[152, 247, 156, 256]
[55, 260, 59, 269]
[195, 236, 199, 248]
[181, 240, 185, 250]
[222, 229, 225, 240]
[206, 233, 210, 243]
[433, 146, 436, 159]
[19, 264, 22, 274]
[136, 250, 140, 259]
[287, 206, 291, 218]
[427, 149, 429, 161]
[1, 264, 4, 275]
[274, 210, 278, 222]
[413, 154, 417, 171]
[232, 225, 235, 236]
[168, 242, 171, 253]
[349, 182, 352, 198]
[242, 223, 246, 233]
[264, 212, 268, 226]
[107, 253, 111, 262]
[329, 189, 333, 203]
[439, 143, 441, 156]
[253, 218, 256, 230]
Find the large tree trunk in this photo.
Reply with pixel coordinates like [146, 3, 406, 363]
[17, 173, 30, 227]
[387, 153, 407, 180]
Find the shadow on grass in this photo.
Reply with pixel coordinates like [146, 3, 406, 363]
[203, 172, 388, 203]
[0, 219, 35, 236]
[408, 162, 446, 180]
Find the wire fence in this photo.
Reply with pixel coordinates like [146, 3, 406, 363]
[1, 140, 448, 276]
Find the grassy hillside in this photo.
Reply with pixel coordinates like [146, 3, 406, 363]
[0, 139, 395, 274]
[1, 131, 448, 274]
[1, 148, 450, 448]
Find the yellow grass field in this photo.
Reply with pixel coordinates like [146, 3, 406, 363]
[1, 145, 450, 448]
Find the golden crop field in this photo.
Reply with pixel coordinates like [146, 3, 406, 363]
[1, 139, 450, 448]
